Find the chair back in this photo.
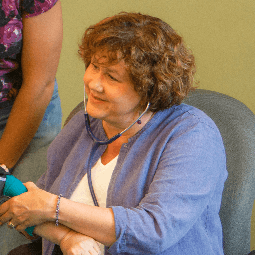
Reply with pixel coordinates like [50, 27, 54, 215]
[64, 102, 84, 127]
[184, 89, 255, 255]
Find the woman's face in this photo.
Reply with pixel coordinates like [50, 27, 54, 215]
[83, 51, 141, 128]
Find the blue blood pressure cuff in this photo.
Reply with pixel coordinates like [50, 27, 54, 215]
[0, 166, 35, 236]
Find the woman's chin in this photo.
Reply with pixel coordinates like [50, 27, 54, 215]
[86, 106, 106, 120]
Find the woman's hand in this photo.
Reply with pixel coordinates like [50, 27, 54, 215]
[0, 182, 56, 231]
[60, 231, 101, 255]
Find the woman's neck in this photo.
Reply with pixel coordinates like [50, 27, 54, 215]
[101, 111, 154, 165]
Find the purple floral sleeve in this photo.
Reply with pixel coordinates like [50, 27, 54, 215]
[0, 0, 58, 104]
[22, 0, 58, 18]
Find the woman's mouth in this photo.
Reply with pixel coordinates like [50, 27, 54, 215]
[90, 93, 107, 103]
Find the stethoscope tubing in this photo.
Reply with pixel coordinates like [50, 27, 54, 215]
[84, 86, 150, 206]
[87, 142, 100, 206]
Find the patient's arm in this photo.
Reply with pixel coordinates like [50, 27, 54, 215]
[33, 222, 100, 254]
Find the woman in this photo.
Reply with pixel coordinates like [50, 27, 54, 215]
[0, 0, 62, 253]
[0, 12, 227, 255]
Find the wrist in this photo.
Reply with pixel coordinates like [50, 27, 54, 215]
[46, 193, 59, 221]
[0, 164, 10, 173]
[0, 152, 17, 169]
[34, 222, 72, 245]
[0, 163, 15, 174]
[60, 229, 75, 247]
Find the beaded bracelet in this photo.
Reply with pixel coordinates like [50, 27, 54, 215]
[55, 194, 62, 226]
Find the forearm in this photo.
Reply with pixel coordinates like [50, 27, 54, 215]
[58, 198, 116, 246]
[34, 221, 71, 245]
[0, 81, 54, 168]
[34, 221, 102, 255]
[0, 0, 63, 168]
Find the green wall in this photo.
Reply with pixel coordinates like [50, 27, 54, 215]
[56, 0, 255, 250]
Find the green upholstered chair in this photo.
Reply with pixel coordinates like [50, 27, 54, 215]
[64, 89, 255, 255]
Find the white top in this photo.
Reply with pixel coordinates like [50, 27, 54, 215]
[70, 156, 118, 253]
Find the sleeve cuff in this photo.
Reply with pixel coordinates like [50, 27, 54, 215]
[24, 0, 58, 18]
[107, 206, 127, 254]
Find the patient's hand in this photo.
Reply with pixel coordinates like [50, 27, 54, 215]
[60, 230, 101, 255]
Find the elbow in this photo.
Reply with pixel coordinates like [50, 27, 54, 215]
[111, 234, 171, 254]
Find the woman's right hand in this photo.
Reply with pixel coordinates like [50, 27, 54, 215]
[60, 230, 101, 255]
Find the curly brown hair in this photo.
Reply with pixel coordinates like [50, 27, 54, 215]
[78, 12, 196, 112]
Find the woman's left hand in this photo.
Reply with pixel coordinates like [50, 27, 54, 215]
[0, 182, 56, 231]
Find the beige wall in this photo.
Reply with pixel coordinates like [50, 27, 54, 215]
[56, 0, 255, 250]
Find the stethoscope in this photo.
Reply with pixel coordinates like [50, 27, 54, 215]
[83, 86, 150, 206]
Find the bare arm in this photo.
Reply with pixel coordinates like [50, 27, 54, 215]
[57, 198, 116, 246]
[28, 195, 116, 246]
[31, 199, 116, 247]
[0, 1, 63, 168]
[34, 222, 101, 254]
[0, 182, 116, 247]
[34, 222, 71, 245]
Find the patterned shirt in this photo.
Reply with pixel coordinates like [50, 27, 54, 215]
[0, 0, 58, 107]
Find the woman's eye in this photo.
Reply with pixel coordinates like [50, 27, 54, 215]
[91, 63, 99, 70]
[108, 74, 118, 81]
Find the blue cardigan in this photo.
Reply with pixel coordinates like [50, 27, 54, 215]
[37, 103, 228, 255]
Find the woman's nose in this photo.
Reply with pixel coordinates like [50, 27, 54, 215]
[88, 76, 104, 93]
